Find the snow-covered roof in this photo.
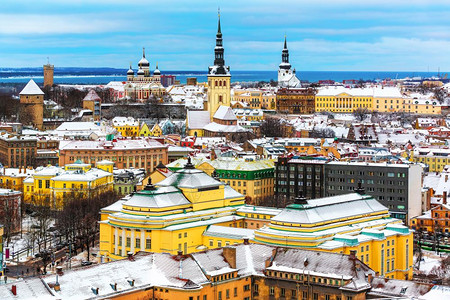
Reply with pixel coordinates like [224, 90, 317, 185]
[213, 106, 237, 121]
[157, 168, 224, 190]
[125, 186, 190, 208]
[83, 90, 101, 101]
[187, 110, 210, 129]
[271, 193, 388, 224]
[55, 122, 101, 132]
[19, 79, 44, 95]
[42, 252, 208, 300]
[203, 122, 247, 133]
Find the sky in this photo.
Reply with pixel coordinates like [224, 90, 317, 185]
[0, 0, 450, 71]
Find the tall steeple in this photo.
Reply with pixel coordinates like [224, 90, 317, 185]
[280, 35, 291, 69]
[208, 8, 230, 76]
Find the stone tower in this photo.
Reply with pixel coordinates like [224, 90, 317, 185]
[43, 62, 54, 88]
[206, 11, 231, 120]
[19, 80, 44, 130]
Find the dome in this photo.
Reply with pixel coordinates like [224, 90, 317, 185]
[127, 66, 134, 75]
[138, 47, 150, 67]
[137, 67, 145, 75]
[138, 57, 149, 67]
[154, 68, 160, 75]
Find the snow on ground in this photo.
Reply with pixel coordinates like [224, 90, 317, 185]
[416, 250, 447, 275]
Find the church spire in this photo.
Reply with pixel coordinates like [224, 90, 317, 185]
[143, 47, 146, 58]
[208, 9, 230, 76]
[282, 35, 289, 64]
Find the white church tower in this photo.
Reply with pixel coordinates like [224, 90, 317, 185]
[278, 36, 301, 88]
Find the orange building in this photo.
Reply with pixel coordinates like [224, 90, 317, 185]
[410, 200, 450, 234]
[59, 138, 167, 174]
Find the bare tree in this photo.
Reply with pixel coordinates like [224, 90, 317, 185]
[353, 107, 370, 122]
[309, 128, 336, 138]
[260, 117, 283, 137]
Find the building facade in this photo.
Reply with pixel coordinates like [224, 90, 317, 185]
[0, 133, 37, 168]
[58, 138, 168, 174]
[0, 189, 22, 237]
[276, 88, 316, 114]
[23, 161, 113, 209]
[275, 158, 423, 222]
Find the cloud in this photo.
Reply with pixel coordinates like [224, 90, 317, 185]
[0, 14, 122, 34]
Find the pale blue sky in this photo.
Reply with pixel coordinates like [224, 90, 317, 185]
[0, 0, 449, 71]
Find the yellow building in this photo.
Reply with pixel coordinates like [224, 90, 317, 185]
[411, 147, 450, 172]
[99, 158, 410, 280]
[0, 167, 35, 193]
[233, 89, 276, 110]
[167, 157, 275, 204]
[99, 158, 246, 261]
[252, 193, 413, 280]
[315, 87, 373, 113]
[316, 86, 442, 115]
[112, 117, 140, 137]
[23, 160, 113, 209]
[403, 96, 442, 115]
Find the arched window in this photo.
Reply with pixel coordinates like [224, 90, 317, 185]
[215, 81, 218, 87]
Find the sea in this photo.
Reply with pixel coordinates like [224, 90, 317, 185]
[0, 67, 445, 85]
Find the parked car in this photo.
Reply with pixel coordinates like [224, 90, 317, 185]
[81, 261, 93, 266]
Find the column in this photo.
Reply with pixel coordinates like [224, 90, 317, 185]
[141, 230, 145, 250]
[131, 229, 135, 253]
[121, 230, 126, 257]
[114, 227, 118, 255]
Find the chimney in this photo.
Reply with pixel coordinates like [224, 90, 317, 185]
[223, 247, 236, 269]
[294, 191, 308, 205]
[243, 238, 249, 245]
[127, 252, 134, 261]
[11, 285, 16, 296]
[354, 181, 365, 195]
[110, 283, 117, 291]
[349, 250, 357, 260]
[127, 278, 135, 287]
[444, 191, 447, 205]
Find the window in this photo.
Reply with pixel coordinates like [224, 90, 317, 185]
[281, 288, 285, 296]
[244, 284, 250, 291]
[313, 293, 319, 300]
[234, 287, 237, 297]
[126, 237, 131, 247]
[226, 289, 230, 299]
[254, 284, 259, 293]
[135, 238, 140, 248]
[269, 286, 275, 296]
[146, 238, 151, 249]
[302, 291, 308, 300]
[218, 291, 222, 300]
